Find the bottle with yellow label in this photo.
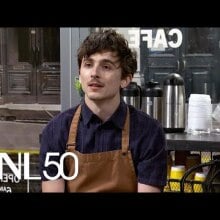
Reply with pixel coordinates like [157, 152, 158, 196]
[193, 172, 206, 193]
[169, 165, 185, 191]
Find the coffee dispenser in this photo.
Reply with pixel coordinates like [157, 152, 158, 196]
[141, 81, 163, 123]
[121, 82, 141, 109]
[162, 73, 186, 133]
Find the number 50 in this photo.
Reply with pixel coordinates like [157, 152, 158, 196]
[43, 152, 78, 181]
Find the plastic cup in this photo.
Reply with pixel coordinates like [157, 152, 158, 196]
[212, 104, 220, 122]
[187, 94, 212, 134]
[169, 165, 185, 191]
[193, 172, 206, 193]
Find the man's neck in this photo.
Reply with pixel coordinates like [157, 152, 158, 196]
[85, 97, 120, 122]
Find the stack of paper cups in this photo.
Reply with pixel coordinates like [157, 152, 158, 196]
[187, 94, 212, 134]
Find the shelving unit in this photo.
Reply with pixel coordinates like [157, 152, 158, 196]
[165, 132, 220, 192]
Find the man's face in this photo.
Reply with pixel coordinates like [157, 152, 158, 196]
[79, 51, 131, 103]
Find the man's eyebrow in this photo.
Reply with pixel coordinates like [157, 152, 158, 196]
[83, 57, 121, 68]
[101, 59, 120, 68]
[82, 57, 92, 62]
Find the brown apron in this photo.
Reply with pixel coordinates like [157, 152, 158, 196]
[65, 105, 137, 192]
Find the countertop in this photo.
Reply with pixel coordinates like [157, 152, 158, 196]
[166, 132, 220, 152]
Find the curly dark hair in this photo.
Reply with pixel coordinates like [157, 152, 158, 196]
[77, 29, 137, 78]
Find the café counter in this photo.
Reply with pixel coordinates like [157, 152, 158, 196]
[166, 132, 220, 152]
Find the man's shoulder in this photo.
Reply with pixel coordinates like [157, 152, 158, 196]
[47, 105, 79, 126]
[128, 105, 152, 119]
[60, 105, 79, 117]
[128, 105, 161, 127]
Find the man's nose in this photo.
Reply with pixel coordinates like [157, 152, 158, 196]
[90, 65, 100, 78]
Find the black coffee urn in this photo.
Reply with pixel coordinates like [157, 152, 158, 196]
[121, 82, 141, 109]
[141, 80, 163, 123]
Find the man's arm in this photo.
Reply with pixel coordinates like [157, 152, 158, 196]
[42, 178, 65, 192]
[138, 182, 162, 192]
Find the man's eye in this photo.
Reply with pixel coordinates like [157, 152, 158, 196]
[84, 62, 92, 67]
[102, 65, 111, 70]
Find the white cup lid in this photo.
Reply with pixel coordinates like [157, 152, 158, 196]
[171, 165, 185, 171]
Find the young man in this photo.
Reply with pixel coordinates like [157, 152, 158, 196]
[39, 29, 167, 192]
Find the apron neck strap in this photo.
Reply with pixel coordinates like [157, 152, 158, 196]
[121, 106, 130, 154]
[66, 105, 81, 150]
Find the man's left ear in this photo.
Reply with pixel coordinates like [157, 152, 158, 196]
[121, 75, 132, 88]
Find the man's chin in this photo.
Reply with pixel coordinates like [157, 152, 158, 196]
[86, 94, 103, 101]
